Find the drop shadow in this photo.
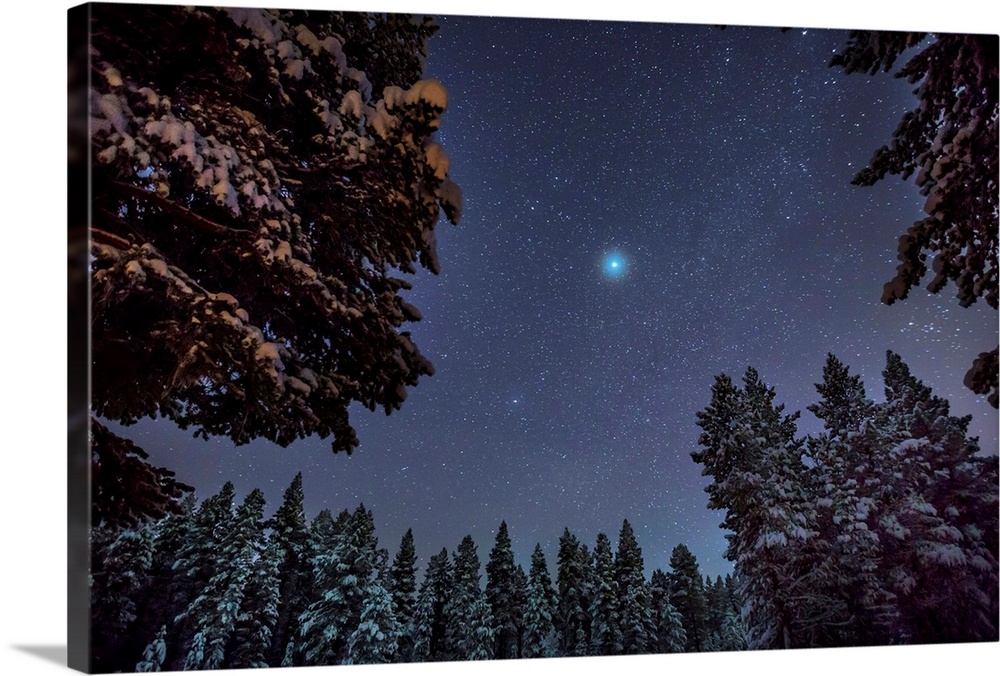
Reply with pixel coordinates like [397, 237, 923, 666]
[11, 645, 67, 667]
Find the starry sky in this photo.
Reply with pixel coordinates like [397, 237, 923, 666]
[119, 14, 998, 582]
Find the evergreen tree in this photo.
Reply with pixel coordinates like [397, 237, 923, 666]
[127, 494, 197, 671]
[875, 351, 999, 643]
[227, 540, 282, 669]
[649, 568, 686, 653]
[657, 599, 687, 653]
[135, 625, 168, 672]
[465, 596, 496, 660]
[805, 355, 894, 645]
[522, 544, 558, 658]
[692, 355, 999, 649]
[556, 528, 590, 655]
[388, 528, 418, 660]
[666, 545, 707, 652]
[90, 524, 155, 672]
[701, 575, 726, 644]
[177, 488, 267, 670]
[411, 547, 453, 661]
[589, 532, 622, 656]
[267, 473, 311, 666]
[692, 368, 810, 650]
[165, 483, 238, 670]
[486, 521, 519, 659]
[724, 574, 739, 614]
[90, 420, 191, 530]
[446, 534, 485, 660]
[809, 353, 876, 437]
[298, 504, 380, 665]
[717, 609, 749, 651]
[511, 563, 529, 658]
[410, 581, 435, 662]
[614, 520, 653, 654]
[345, 572, 402, 665]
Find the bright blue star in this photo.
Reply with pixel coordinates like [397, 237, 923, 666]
[603, 253, 627, 278]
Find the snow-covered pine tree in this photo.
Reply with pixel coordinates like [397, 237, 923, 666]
[126, 494, 197, 672]
[717, 609, 749, 651]
[657, 598, 687, 653]
[665, 545, 706, 652]
[411, 548, 453, 661]
[832, 32, 998, 408]
[284, 504, 349, 665]
[89, 523, 155, 672]
[465, 595, 496, 660]
[177, 488, 267, 670]
[486, 521, 520, 659]
[182, 631, 207, 671]
[265, 472, 312, 666]
[809, 353, 877, 439]
[410, 580, 435, 662]
[692, 369, 810, 650]
[388, 528, 418, 660]
[724, 574, 738, 613]
[227, 539, 283, 669]
[700, 575, 725, 646]
[345, 571, 402, 665]
[874, 351, 999, 643]
[511, 563, 529, 658]
[556, 528, 590, 656]
[615, 520, 653, 654]
[589, 532, 622, 656]
[306, 508, 344, 559]
[445, 534, 484, 660]
[805, 355, 894, 645]
[578, 542, 598, 650]
[298, 504, 380, 665]
[165, 483, 238, 670]
[88, 4, 463, 524]
[693, 354, 998, 648]
[649, 568, 689, 653]
[522, 544, 558, 659]
[135, 625, 168, 672]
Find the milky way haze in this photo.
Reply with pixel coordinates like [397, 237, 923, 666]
[120, 15, 998, 581]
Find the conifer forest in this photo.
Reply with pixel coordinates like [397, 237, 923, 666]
[79, 3, 998, 672]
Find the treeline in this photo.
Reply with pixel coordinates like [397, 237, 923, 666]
[89, 349, 999, 671]
[90, 478, 742, 672]
[693, 350, 999, 649]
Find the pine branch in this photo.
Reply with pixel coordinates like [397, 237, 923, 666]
[91, 227, 133, 250]
[108, 180, 252, 239]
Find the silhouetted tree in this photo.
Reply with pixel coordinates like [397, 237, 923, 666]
[589, 532, 622, 656]
[522, 544, 558, 658]
[486, 521, 519, 659]
[388, 528, 418, 660]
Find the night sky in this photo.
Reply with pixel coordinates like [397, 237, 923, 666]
[116, 13, 998, 582]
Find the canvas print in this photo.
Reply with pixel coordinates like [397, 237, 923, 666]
[68, 2, 999, 673]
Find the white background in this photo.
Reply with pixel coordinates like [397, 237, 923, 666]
[1, 1, 997, 674]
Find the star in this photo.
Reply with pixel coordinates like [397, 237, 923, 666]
[603, 253, 627, 278]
